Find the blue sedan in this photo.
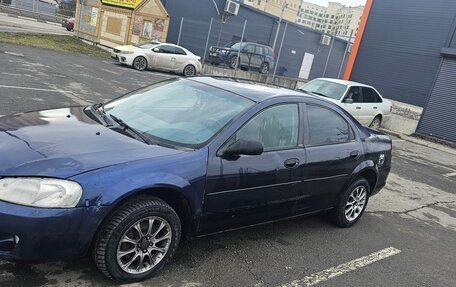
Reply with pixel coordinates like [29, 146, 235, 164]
[0, 77, 391, 283]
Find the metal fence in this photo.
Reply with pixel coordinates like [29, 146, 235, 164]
[167, 15, 352, 82]
[0, 0, 73, 22]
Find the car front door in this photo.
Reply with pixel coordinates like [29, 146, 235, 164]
[151, 45, 176, 70]
[293, 103, 363, 213]
[341, 86, 366, 124]
[240, 44, 255, 68]
[199, 103, 305, 234]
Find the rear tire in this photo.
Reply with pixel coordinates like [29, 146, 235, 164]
[369, 116, 382, 129]
[93, 197, 181, 283]
[260, 62, 269, 74]
[329, 178, 369, 228]
[133, 56, 148, 71]
[183, 64, 196, 76]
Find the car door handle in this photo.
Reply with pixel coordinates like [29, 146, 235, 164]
[284, 158, 299, 169]
[350, 151, 360, 159]
[356, 107, 361, 109]
[373, 107, 378, 109]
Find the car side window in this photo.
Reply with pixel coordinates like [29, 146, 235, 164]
[243, 44, 255, 53]
[175, 47, 187, 55]
[362, 87, 381, 103]
[345, 86, 362, 103]
[306, 105, 354, 146]
[158, 45, 175, 54]
[255, 45, 263, 55]
[235, 104, 299, 151]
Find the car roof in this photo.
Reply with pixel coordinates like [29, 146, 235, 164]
[316, 78, 373, 88]
[189, 77, 314, 102]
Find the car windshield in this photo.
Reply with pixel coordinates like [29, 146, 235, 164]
[104, 79, 254, 148]
[135, 43, 159, 49]
[298, 79, 346, 100]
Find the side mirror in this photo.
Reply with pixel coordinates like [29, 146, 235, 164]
[343, 98, 354, 104]
[152, 47, 160, 52]
[223, 139, 263, 157]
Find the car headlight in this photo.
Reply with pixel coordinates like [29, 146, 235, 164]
[0, 177, 83, 208]
[119, 51, 134, 54]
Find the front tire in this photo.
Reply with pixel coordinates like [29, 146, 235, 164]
[133, 56, 148, 71]
[93, 197, 181, 283]
[329, 178, 369, 228]
[229, 55, 239, 69]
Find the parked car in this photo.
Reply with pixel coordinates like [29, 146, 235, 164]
[112, 42, 201, 76]
[298, 78, 392, 128]
[0, 77, 391, 283]
[62, 17, 74, 31]
[208, 42, 275, 74]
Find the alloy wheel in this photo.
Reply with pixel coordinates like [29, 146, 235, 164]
[344, 186, 367, 222]
[183, 65, 196, 76]
[116, 216, 172, 274]
[134, 57, 147, 71]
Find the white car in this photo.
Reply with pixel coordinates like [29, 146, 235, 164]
[112, 42, 202, 76]
[298, 78, 392, 128]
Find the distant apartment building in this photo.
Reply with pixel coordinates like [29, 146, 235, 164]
[296, 1, 364, 37]
[238, 0, 300, 22]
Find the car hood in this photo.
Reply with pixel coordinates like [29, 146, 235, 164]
[114, 45, 144, 52]
[0, 107, 183, 178]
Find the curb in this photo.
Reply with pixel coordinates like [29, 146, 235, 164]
[380, 128, 456, 156]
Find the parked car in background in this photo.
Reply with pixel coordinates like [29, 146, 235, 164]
[208, 42, 275, 74]
[62, 17, 74, 31]
[112, 42, 201, 76]
[298, 78, 392, 128]
[0, 77, 391, 283]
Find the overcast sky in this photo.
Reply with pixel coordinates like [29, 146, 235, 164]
[303, 0, 366, 7]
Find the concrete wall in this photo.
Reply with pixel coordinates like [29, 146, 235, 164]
[160, 0, 349, 79]
[350, 0, 456, 107]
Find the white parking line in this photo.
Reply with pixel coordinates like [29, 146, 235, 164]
[443, 172, 456, 177]
[280, 247, 401, 287]
[4, 51, 25, 57]
[0, 85, 71, 93]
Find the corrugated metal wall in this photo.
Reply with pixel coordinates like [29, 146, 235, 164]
[350, 0, 456, 107]
[416, 58, 456, 142]
[160, 0, 349, 79]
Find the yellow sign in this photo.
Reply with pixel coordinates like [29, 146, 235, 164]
[101, 0, 144, 9]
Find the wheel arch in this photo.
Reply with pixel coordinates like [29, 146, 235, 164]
[347, 160, 378, 195]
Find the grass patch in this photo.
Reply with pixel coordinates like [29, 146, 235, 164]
[0, 33, 110, 58]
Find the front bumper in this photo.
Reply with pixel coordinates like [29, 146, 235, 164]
[0, 200, 110, 262]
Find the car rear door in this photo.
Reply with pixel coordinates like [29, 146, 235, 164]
[361, 87, 383, 125]
[199, 103, 305, 234]
[173, 47, 188, 72]
[293, 103, 363, 213]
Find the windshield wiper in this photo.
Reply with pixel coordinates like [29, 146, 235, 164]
[109, 114, 153, 145]
[92, 102, 111, 126]
[309, 91, 329, 98]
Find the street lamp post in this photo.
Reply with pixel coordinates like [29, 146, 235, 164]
[272, 0, 288, 52]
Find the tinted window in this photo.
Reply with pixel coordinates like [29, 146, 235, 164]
[346, 86, 362, 103]
[307, 105, 354, 146]
[157, 45, 175, 54]
[243, 44, 255, 53]
[236, 104, 299, 151]
[298, 79, 346, 100]
[362, 87, 382, 103]
[175, 47, 187, 55]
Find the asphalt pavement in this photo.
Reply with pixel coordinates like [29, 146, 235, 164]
[0, 43, 455, 287]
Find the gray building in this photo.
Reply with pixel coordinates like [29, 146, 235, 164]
[349, 0, 456, 143]
[160, 0, 350, 80]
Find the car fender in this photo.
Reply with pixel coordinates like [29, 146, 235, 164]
[349, 159, 379, 191]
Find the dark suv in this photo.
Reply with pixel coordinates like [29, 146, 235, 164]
[208, 42, 275, 74]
